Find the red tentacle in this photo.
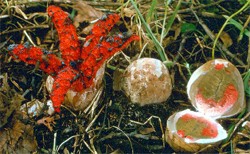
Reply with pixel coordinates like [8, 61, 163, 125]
[91, 14, 120, 37]
[81, 14, 120, 60]
[51, 67, 80, 112]
[47, 5, 80, 65]
[39, 54, 64, 75]
[79, 33, 139, 89]
[103, 34, 140, 57]
[8, 7, 139, 113]
[9, 44, 63, 75]
[9, 44, 43, 64]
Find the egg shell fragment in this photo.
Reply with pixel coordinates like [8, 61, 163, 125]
[187, 59, 245, 118]
[20, 99, 44, 117]
[166, 59, 245, 152]
[166, 109, 227, 152]
[46, 64, 105, 111]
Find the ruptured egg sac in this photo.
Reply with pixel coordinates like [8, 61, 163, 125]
[46, 64, 105, 112]
[165, 59, 245, 152]
[166, 109, 227, 152]
[122, 58, 172, 105]
[187, 59, 245, 118]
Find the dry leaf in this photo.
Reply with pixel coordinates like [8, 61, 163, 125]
[73, 1, 103, 28]
[113, 69, 124, 91]
[14, 6, 28, 19]
[172, 23, 182, 40]
[0, 73, 24, 128]
[219, 31, 233, 48]
[111, 149, 124, 154]
[37, 116, 55, 131]
[162, 36, 174, 48]
[122, 8, 136, 18]
[242, 121, 250, 130]
[81, 25, 95, 35]
[0, 113, 37, 153]
[63, 147, 70, 154]
[139, 127, 156, 135]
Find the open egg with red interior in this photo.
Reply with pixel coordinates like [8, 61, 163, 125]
[166, 59, 245, 152]
[46, 65, 105, 112]
[166, 109, 227, 152]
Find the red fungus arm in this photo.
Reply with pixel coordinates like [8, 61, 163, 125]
[8, 44, 63, 75]
[104, 34, 140, 56]
[50, 67, 79, 112]
[80, 33, 140, 89]
[91, 14, 120, 37]
[47, 5, 80, 65]
[79, 13, 139, 88]
[81, 14, 120, 60]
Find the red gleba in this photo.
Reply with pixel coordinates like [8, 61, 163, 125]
[8, 5, 139, 112]
[177, 130, 194, 140]
[195, 84, 238, 116]
[214, 63, 225, 70]
[176, 113, 218, 140]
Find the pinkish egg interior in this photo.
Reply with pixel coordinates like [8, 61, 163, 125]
[176, 113, 218, 141]
[190, 60, 240, 117]
[195, 83, 238, 116]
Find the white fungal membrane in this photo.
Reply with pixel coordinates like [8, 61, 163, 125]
[122, 58, 172, 105]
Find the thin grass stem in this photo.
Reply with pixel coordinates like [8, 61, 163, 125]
[212, 1, 250, 59]
[129, 0, 169, 62]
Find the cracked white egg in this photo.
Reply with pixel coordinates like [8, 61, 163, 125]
[122, 58, 172, 105]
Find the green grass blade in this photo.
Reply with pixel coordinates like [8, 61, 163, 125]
[163, 0, 182, 38]
[223, 15, 250, 37]
[129, 0, 169, 62]
[243, 69, 250, 97]
[211, 1, 250, 59]
[222, 108, 247, 144]
[146, 0, 157, 23]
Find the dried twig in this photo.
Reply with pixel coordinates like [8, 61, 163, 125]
[130, 115, 165, 148]
[191, 9, 245, 66]
[228, 112, 250, 141]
